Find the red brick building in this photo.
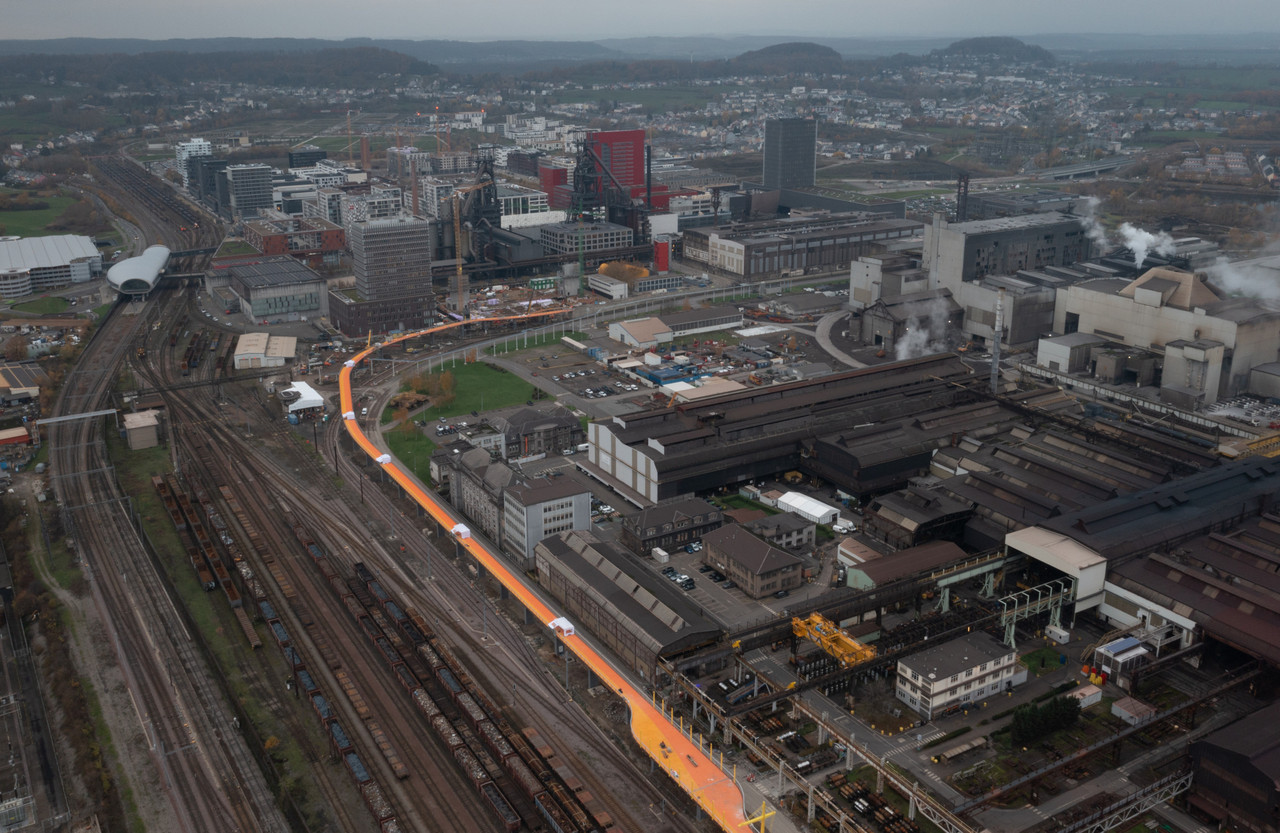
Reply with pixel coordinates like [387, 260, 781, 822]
[243, 216, 346, 266]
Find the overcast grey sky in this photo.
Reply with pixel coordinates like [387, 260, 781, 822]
[5, 0, 1277, 40]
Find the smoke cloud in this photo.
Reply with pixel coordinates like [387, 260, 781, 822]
[1119, 222, 1176, 270]
[894, 295, 953, 361]
[1077, 196, 1109, 254]
[1204, 257, 1280, 300]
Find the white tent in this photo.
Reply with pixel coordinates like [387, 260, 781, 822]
[283, 381, 324, 413]
[777, 491, 839, 525]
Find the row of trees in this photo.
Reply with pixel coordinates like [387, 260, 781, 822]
[1010, 696, 1081, 743]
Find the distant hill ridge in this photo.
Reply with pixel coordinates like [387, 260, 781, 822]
[932, 36, 1055, 63]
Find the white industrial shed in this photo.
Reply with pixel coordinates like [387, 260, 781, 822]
[234, 333, 297, 369]
[776, 492, 839, 526]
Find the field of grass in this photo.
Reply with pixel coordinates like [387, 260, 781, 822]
[714, 494, 780, 516]
[216, 239, 259, 257]
[306, 134, 440, 154]
[0, 188, 79, 238]
[12, 296, 70, 314]
[1132, 129, 1229, 146]
[384, 360, 537, 424]
[384, 428, 436, 484]
[551, 86, 716, 112]
[1020, 646, 1069, 677]
[487, 330, 589, 356]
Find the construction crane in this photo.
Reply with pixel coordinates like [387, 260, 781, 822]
[792, 613, 876, 668]
[448, 182, 490, 315]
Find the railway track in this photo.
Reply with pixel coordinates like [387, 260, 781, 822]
[131, 298, 498, 832]
[48, 289, 286, 833]
[88, 155, 221, 272]
[128, 303, 680, 831]
[334, 357, 695, 832]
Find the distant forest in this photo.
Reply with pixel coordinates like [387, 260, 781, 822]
[0, 47, 437, 90]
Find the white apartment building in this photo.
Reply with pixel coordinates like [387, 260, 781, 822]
[175, 138, 212, 187]
[896, 632, 1022, 719]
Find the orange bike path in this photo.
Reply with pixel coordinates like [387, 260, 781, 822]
[339, 315, 750, 830]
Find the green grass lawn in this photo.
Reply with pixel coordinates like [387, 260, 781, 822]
[714, 494, 780, 515]
[1131, 129, 1228, 146]
[1020, 646, 1069, 677]
[0, 188, 78, 238]
[12, 296, 69, 314]
[383, 361, 537, 424]
[216, 239, 259, 257]
[486, 330, 589, 356]
[384, 428, 437, 484]
[551, 85, 716, 111]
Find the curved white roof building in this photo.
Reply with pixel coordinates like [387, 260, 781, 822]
[106, 245, 169, 296]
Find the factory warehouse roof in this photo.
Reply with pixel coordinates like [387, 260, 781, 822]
[0, 234, 100, 270]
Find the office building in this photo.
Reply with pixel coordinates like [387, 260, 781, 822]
[349, 216, 433, 302]
[762, 118, 816, 190]
[342, 184, 405, 229]
[540, 221, 633, 256]
[619, 498, 724, 556]
[242, 216, 345, 266]
[701, 524, 803, 599]
[222, 164, 273, 219]
[502, 479, 592, 568]
[288, 146, 327, 169]
[496, 183, 549, 217]
[175, 138, 212, 188]
[896, 632, 1020, 719]
[190, 156, 229, 206]
[588, 129, 645, 189]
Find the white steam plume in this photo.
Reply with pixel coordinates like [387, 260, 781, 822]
[1205, 257, 1280, 300]
[1119, 222, 1176, 270]
[894, 295, 953, 361]
[1078, 196, 1109, 254]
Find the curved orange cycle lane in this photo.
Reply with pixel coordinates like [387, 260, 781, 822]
[339, 313, 750, 830]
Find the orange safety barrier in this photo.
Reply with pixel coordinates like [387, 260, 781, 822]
[340, 314, 749, 830]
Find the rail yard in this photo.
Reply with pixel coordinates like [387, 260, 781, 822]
[21, 145, 1277, 833]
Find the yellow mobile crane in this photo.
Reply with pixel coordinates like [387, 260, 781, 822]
[792, 612, 876, 668]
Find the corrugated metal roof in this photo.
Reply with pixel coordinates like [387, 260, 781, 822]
[0, 235, 99, 270]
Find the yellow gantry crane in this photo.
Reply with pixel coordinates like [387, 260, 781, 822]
[791, 612, 876, 668]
